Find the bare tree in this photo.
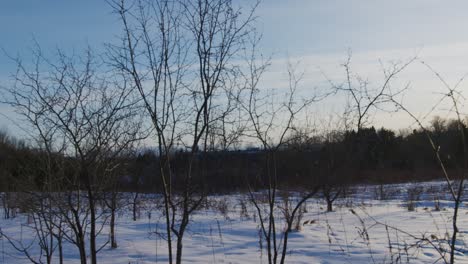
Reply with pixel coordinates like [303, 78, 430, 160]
[316, 121, 346, 212]
[241, 47, 324, 263]
[388, 60, 468, 264]
[107, 0, 258, 262]
[2, 45, 145, 264]
[318, 52, 416, 212]
[328, 51, 416, 131]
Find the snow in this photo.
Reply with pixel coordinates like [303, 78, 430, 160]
[0, 180, 467, 263]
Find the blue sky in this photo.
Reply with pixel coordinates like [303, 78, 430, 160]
[2, 1, 468, 60]
[2, 0, 468, 131]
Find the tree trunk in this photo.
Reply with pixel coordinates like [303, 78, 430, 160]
[58, 229, 63, 264]
[327, 199, 333, 212]
[73, 207, 87, 264]
[88, 190, 97, 264]
[77, 236, 87, 264]
[175, 235, 183, 264]
[110, 205, 117, 248]
[163, 192, 172, 263]
[175, 215, 189, 264]
[132, 193, 138, 221]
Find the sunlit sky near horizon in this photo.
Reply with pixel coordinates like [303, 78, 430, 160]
[1, 0, 468, 135]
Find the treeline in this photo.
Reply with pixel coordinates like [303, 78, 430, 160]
[1, 116, 465, 194]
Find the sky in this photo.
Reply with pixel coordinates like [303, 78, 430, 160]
[1, 0, 468, 134]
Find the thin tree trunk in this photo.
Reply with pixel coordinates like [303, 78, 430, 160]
[450, 181, 464, 264]
[110, 206, 117, 248]
[132, 193, 139, 221]
[88, 190, 97, 264]
[176, 236, 183, 264]
[175, 225, 187, 264]
[58, 228, 63, 264]
[72, 206, 87, 264]
[327, 199, 333, 212]
[78, 236, 87, 264]
[163, 191, 173, 263]
[175, 193, 190, 264]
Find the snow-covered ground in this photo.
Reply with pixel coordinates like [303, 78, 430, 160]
[1, 180, 467, 263]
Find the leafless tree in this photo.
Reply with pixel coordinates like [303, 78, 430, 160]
[2, 45, 145, 264]
[319, 52, 416, 212]
[316, 121, 346, 212]
[107, 0, 258, 262]
[101, 155, 130, 249]
[388, 60, 468, 264]
[327, 51, 416, 131]
[241, 44, 324, 263]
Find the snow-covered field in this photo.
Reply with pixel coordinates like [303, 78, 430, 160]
[1, 181, 467, 263]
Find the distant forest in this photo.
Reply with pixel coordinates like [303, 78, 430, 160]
[0, 116, 464, 194]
